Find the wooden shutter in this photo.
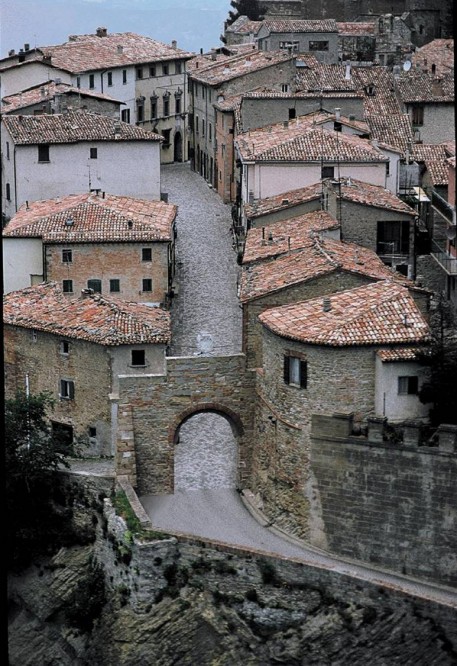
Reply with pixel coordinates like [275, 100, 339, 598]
[68, 381, 75, 399]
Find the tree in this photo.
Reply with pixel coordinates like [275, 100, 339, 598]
[418, 295, 457, 426]
[226, 0, 265, 27]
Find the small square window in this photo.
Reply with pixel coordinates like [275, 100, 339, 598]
[62, 279, 73, 293]
[131, 349, 145, 366]
[142, 278, 152, 292]
[89, 426, 97, 438]
[110, 279, 120, 293]
[398, 376, 419, 395]
[38, 144, 50, 162]
[60, 340, 70, 355]
[142, 248, 152, 261]
[121, 109, 130, 123]
[90, 147, 98, 159]
[321, 166, 334, 179]
[87, 279, 102, 293]
[62, 249, 72, 263]
[60, 379, 75, 399]
[284, 355, 307, 388]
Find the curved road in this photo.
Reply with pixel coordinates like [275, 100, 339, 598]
[137, 164, 457, 609]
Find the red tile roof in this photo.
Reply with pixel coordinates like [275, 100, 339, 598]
[377, 348, 425, 362]
[297, 62, 359, 92]
[40, 31, 194, 73]
[411, 39, 454, 77]
[242, 211, 339, 263]
[189, 50, 294, 86]
[3, 282, 171, 345]
[244, 182, 322, 219]
[412, 143, 450, 185]
[225, 16, 263, 35]
[259, 281, 430, 347]
[1, 81, 122, 114]
[236, 121, 387, 163]
[396, 72, 454, 104]
[261, 19, 338, 33]
[337, 22, 375, 36]
[240, 234, 412, 302]
[2, 111, 162, 144]
[329, 177, 416, 215]
[3, 193, 176, 243]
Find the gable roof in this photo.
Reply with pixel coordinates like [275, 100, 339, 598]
[1, 81, 122, 114]
[242, 211, 339, 264]
[2, 111, 162, 145]
[189, 49, 294, 86]
[244, 182, 322, 220]
[411, 39, 454, 77]
[259, 281, 430, 347]
[39, 31, 193, 73]
[239, 234, 412, 302]
[326, 177, 416, 215]
[225, 16, 263, 35]
[395, 72, 454, 104]
[3, 282, 171, 345]
[3, 193, 176, 243]
[236, 121, 387, 163]
[260, 19, 338, 34]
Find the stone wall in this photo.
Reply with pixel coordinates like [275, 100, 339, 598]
[309, 414, 457, 585]
[118, 354, 257, 495]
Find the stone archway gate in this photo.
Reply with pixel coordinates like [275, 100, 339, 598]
[115, 354, 256, 495]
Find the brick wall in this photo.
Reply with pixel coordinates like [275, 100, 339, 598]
[310, 414, 457, 585]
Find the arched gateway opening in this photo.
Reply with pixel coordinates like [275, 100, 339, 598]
[170, 404, 244, 492]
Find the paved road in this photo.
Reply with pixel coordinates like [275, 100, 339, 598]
[137, 164, 457, 609]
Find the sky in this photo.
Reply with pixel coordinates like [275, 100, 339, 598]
[0, 0, 232, 56]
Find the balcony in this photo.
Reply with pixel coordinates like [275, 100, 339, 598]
[430, 239, 457, 276]
[431, 190, 455, 223]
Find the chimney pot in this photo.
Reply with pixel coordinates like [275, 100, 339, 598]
[323, 297, 331, 312]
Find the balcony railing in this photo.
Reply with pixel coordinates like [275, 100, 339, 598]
[431, 191, 455, 223]
[430, 239, 457, 276]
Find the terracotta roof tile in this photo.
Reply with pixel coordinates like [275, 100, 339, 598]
[412, 143, 450, 185]
[363, 113, 413, 153]
[242, 211, 339, 263]
[39, 32, 194, 73]
[240, 234, 412, 302]
[236, 121, 386, 163]
[336, 22, 375, 36]
[225, 17, 263, 35]
[189, 50, 294, 86]
[3, 193, 176, 243]
[244, 182, 322, 219]
[411, 39, 454, 77]
[3, 282, 171, 345]
[1, 81, 121, 114]
[259, 281, 430, 346]
[297, 62, 359, 92]
[2, 110, 162, 144]
[377, 348, 425, 362]
[331, 177, 416, 214]
[395, 71, 454, 104]
[262, 19, 338, 33]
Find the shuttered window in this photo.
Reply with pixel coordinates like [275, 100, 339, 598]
[284, 356, 307, 388]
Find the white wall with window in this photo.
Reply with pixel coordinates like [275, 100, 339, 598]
[2, 237, 43, 294]
[375, 355, 431, 422]
[109, 343, 167, 393]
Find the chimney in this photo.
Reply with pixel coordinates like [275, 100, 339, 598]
[334, 107, 341, 121]
[24, 43, 30, 51]
[117, 45, 123, 54]
[323, 297, 331, 312]
[211, 52, 217, 61]
[81, 288, 94, 298]
[96, 27, 108, 37]
[8, 49, 15, 56]
[128, 220, 133, 229]
[171, 40, 177, 49]
[268, 231, 273, 243]
[345, 62, 351, 80]
[40, 86, 46, 98]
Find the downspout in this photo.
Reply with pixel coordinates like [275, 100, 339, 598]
[13, 146, 18, 213]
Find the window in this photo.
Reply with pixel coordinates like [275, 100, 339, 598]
[110, 279, 120, 293]
[334, 121, 342, 132]
[60, 379, 75, 399]
[60, 340, 70, 355]
[163, 96, 170, 116]
[289, 108, 296, 120]
[309, 41, 329, 51]
[31, 330, 38, 343]
[175, 96, 181, 114]
[62, 249, 72, 263]
[89, 74, 95, 89]
[412, 105, 424, 126]
[202, 119, 205, 136]
[162, 129, 171, 147]
[279, 40, 299, 52]
[377, 220, 410, 254]
[137, 101, 144, 122]
[87, 279, 102, 293]
[107, 71, 113, 86]
[151, 98, 157, 118]
[76, 76, 81, 88]
[281, 83, 290, 93]
[89, 426, 97, 439]
[62, 279, 73, 293]
[321, 166, 334, 179]
[142, 278, 152, 292]
[6, 141, 10, 159]
[131, 349, 146, 366]
[175, 61, 182, 74]
[398, 376, 418, 395]
[284, 356, 307, 388]
[121, 108, 130, 123]
[6, 183, 11, 201]
[38, 144, 50, 162]
[162, 63, 169, 76]
[122, 69, 127, 84]
[136, 67, 143, 79]
[196, 116, 199, 133]
[386, 159, 390, 176]
[142, 248, 152, 261]
[149, 65, 156, 77]
[209, 123, 212, 141]
[90, 147, 98, 159]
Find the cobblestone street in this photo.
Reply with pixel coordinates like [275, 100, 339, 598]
[161, 163, 241, 490]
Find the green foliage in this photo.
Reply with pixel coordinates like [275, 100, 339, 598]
[226, 0, 265, 27]
[418, 295, 457, 426]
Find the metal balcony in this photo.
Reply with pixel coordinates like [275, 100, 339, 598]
[430, 239, 457, 276]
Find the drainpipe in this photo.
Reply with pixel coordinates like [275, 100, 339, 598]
[13, 145, 18, 213]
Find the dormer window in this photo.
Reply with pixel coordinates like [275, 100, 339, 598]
[365, 84, 375, 96]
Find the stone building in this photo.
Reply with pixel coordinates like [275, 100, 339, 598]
[3, 282, 170, 457]
[1, 80, 122, 118]
[188, 49, 296, 187]
[1, 111, 162, 219]
[256, 20, 339, 64]
[2, 192, 177, 304]
[252, 280, 431, 538]
[239, 227, 424, 368]
[0, 29, 194, 164]
[244, 182, 323, 228]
